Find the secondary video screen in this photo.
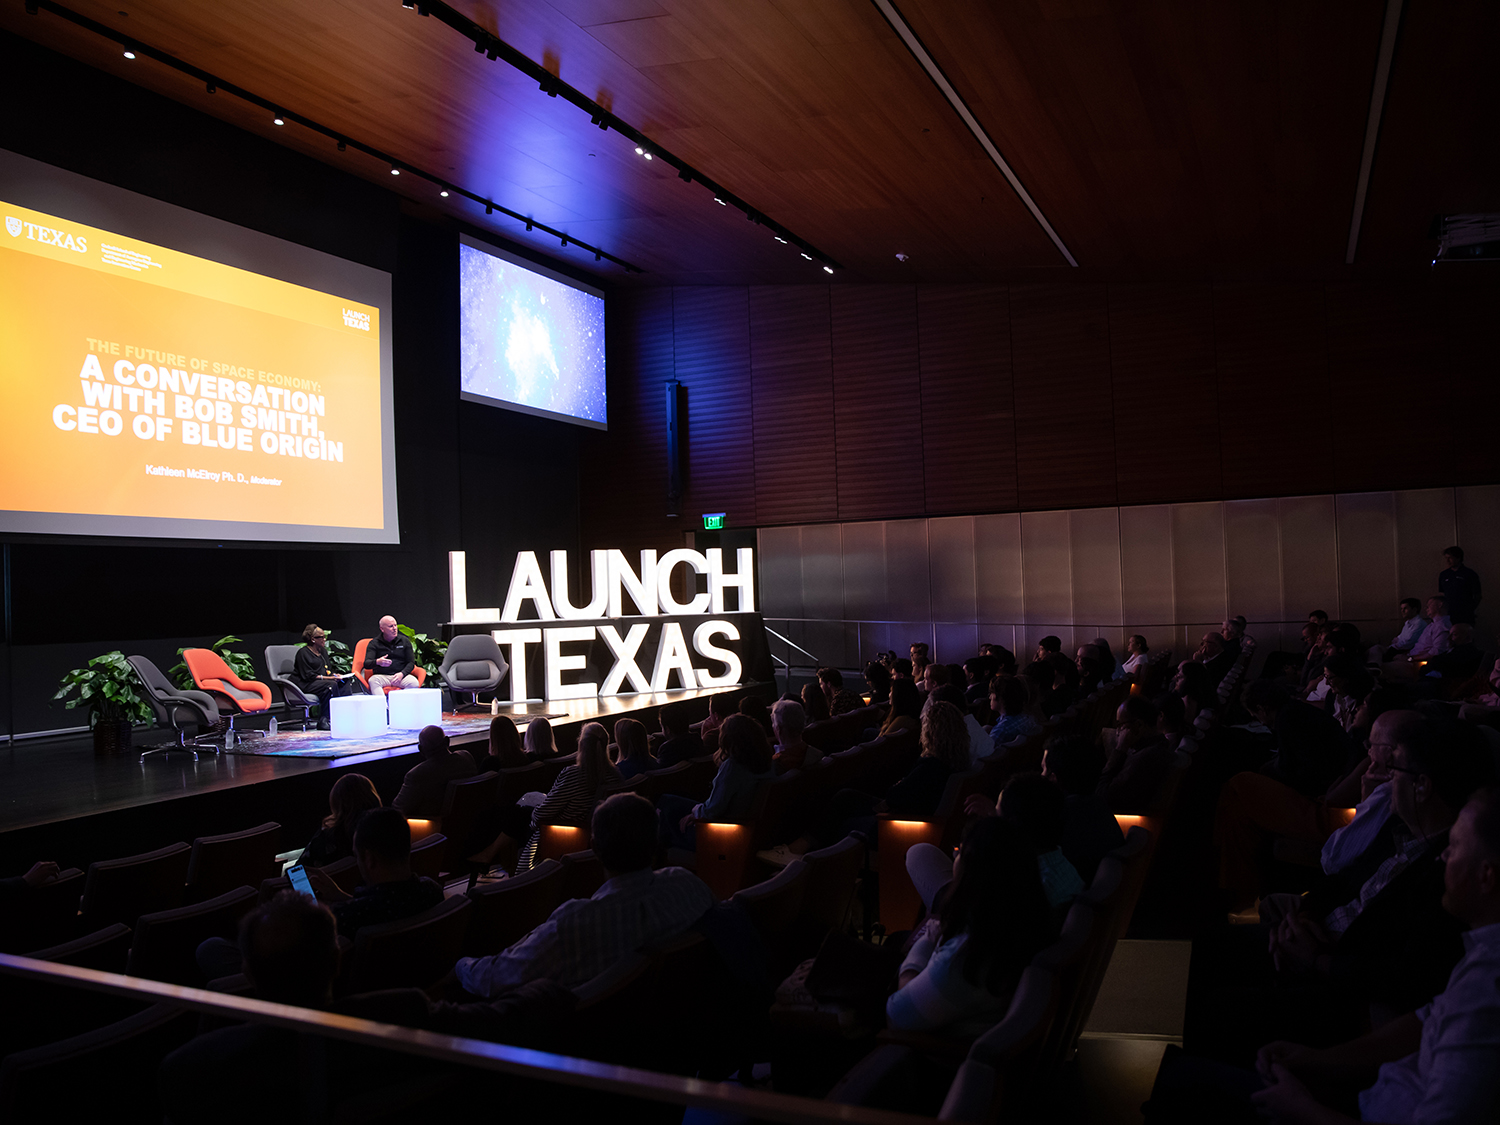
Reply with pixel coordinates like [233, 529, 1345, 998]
[458, 234, 606, 430]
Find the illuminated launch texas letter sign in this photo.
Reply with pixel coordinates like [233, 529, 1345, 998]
[448, 548, 757, 701]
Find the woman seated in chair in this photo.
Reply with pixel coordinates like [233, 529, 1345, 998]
[887, 816, 1055, 1035]
[515, 722, 619, 871]
[658, 714, 774, 851]
[876, 678, 922, 738]
[478, 714, 529, 773]
[299, 773, 381, 867]
[523, 716, 559, 758]
[612, 717, 658, 781]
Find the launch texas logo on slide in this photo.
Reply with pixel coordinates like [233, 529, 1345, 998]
[0, 195, 386, 530]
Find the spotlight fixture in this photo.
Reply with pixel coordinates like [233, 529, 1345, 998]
[713, 197, 726, 206]
[823, 265, 834, 274]
[273, 113, 285, 126]
[595, 251, 601, 261]
[439, 189, 449, 198]
[800, 253, 811, 260]
[774, 236, 787, 244]
[390, 167, 400, 176]
[485, 203, 493, 215]
[123, 49, 136, 60]
[525, 221, 532, 231]
[561, 237, 569, 247]
[634, 146, 643, 155]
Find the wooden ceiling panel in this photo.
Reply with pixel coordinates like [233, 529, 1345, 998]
[2, 0, 1491, 283]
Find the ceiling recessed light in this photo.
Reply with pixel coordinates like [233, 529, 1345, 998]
[774, 236, 787, 244]
[390, 167, 400, 176]
[634, 146, 643, 155]
[800, 253, 811, 260]
[122, 49, 136, 59]
[713, 197, 726, 206]
[439, 189, 449, 198]
[273, 114, 284, 126]
[823, 266, 834, 274]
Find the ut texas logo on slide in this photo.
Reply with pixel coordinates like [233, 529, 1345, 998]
[5, 216, 20, 238]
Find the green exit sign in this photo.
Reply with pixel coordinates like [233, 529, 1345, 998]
[702, 513, 726, 530]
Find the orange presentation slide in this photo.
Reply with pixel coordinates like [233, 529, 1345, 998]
[0, 199, 384, 529]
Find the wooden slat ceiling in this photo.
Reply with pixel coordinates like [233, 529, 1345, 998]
[2, 0, 1494, 285]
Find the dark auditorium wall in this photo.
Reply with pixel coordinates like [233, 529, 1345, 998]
[0, 33, 583, 735]
[582, 280, 1499, 553]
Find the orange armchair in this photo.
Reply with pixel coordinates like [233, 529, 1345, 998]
[182, 648, 273, 746]
[352, 637, 427, 694]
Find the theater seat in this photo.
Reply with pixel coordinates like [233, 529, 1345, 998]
[185, 822, 281, 903]
[183, 648, 273, 746]
[24, 923, 134, 973]
[464, 859, 563, 956]
[127, 885, 259, 985]
[557, 849, 606, 902]
[408, 832, 447, 882]
[345, 894, 471, 993]
[0, 867, 84, 954]
[78, 842, 193, 931]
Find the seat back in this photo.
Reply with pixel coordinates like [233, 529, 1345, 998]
[798, 835, 864, 947]
[463, 859, 564, 956]
[941, 965, 1057, 1122]
[263, 645, 314, 709]
[691, 822, 756, 899]
[632, 761, 690, 803]
[1031, 899, 1101, 1072]
[748, 768, 817, 850]
[25, 923, 134, 972]
[127, 654, 216, 727]
[79, 843, 192, 930]
[495, 761, 548, 806]
[127, 885, 259, 984]
[729, 860, 808, 972]
[409, 832, 448, 882]
[534, 751, 578, 792]
[347, 895, 472, 993]
[440, 634, 508, 691]
[439, 771, 499, 868]
[259, 855, 360, 902]
[185, 822, 281, 903]
[183, 648, 271, 712]
[0, 868, 85, 954]
[558, 850, 607, 902]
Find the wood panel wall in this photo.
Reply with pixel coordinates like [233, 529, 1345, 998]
[581, 279, 1498, 552]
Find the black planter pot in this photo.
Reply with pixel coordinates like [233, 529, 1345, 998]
[92, 719, 133, 756]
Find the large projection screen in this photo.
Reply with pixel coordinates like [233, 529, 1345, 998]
[458, 234, 606, 430]
[0, 149, 398, 545]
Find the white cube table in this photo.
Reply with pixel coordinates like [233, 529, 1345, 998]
[386, 687, 443, 730]
[330, 694, 388, 739]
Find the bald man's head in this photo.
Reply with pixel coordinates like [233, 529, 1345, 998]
[379, 616, 398, 641]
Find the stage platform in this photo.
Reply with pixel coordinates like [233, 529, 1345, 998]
[0, 685, 760, 874]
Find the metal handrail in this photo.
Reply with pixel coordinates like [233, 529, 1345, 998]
[0, 954, 935, 1125]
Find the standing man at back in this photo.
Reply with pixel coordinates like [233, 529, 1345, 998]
[366, 615, 420, 694]
[1439, 546, 1482, 625]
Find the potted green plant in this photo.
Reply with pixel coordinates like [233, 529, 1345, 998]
[168, 635, 257, 691]
[398, 625, 448, 683]
[54, 650, 154, 755]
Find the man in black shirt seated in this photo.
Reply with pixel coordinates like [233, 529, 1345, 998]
[308, 807, 443, 939]
[293, 623, 354, 730]
[655, 701, 705, 767]
[365, 615, 420, 694]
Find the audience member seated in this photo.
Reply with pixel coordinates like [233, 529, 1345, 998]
[1122, 634, 1151, 678]
[1422, 623, 1483, 695]
[300, 773, 382, 867]
[1370, 597, 1429, 663]
[818, 666, 864, 717]
[1185, 718, 1493, 1064]
[391, 725, 477, 819]
[962, 656, 994, 711]
[738, 694, 776, 740]
[1458, 659, 1500, 728]
[655, 702, 706, 767]
[364, 614, 420, 693]
[1174, 660, 1216, 724]
[1297, 622, 1333, 695]
[770, 699, 821, 774]
[928, 684, 987, 766]
[1038, 735, 1124, 883]
[1195, 632, 1235, 686]
[1320, 652, 1373, 732]
[1241, 680, 1353, 804]
[699, 692, 737, 744]
[1098, 696, 1175, 812]
[524, 715, 560, 758]
[863, 659, 892, 705]
[1214, 709, 1420, 915]
[890, 817, 1056, 1035]
[1094, 636, 1122, 680]
[612, 717, 657, 780]
[453, 794, 714, 998]
[980, 643, 1018, 676]
[1156, 691, 1188, 749]
[0, 860, 60, 897]
[799, 681, 831, 725]
[660, 714, 774, 851]
[988, 674, 1041, 758]
[774, 700, 971, 861]
[1075, 644, 1105, 694]
[291, 623, 354, 729]
[1035, 635, 1063, 663]
[478, 714, 528, 773]
[1220, 618, 1247, 662]
[999, 772, 1085, 913]
[920, 661, 950, 698]
[1392, 596, 1454, 672]
[517, 722, 620, 870]
[1149, 785, 1500, 1124]
[876, 678, 922, 738]
[892, 657, 914, 681]
[1042, 653, 1081, 717]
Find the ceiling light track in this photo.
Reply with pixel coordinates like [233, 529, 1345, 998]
[1345, 0, 1404, 266]
[22, 0, 643, 273]
[870, 0, 1077, 268]
[407, 0, 843, 273]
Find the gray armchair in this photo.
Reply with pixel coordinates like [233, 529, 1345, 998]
[265, 645, 317, 730]
[127, 655, 220, 762]
[438, 634, 510, 712]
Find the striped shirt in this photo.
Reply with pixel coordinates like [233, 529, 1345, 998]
[453, 867, 713, 998]
[1324, 834, 1428, 936]
[517, 762, 620, 870]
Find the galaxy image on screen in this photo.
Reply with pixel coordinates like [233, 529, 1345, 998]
[458, 241, 606, 427]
